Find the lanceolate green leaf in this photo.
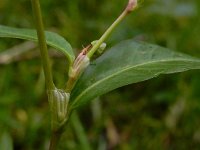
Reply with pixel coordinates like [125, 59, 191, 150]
[70, 40, 200, 109]
[0, 25, 75, 63]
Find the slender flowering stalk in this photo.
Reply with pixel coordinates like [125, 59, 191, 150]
[87, 0, 138, 58]
[65, 0, 138, 93]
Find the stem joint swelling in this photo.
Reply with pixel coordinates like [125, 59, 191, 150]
[47, 89, 70, 131]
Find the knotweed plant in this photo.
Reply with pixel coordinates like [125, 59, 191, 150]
[0, 0, 200, 149]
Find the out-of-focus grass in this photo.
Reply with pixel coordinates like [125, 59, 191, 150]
[0, 0, 200, 149]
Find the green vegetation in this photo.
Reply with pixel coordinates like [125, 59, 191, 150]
[0, 0, 200, 149]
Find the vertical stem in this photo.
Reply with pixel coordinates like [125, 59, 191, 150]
[31, 0, 58, 149]
[49, 113, 70, 150]
[49, 130, 62, 150]
[31, 0, 54, 90]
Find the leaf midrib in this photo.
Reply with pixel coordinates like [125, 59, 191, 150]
[71, 58, 199, 108]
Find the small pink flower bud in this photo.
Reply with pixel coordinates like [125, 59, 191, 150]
[126, 0, 137, 13]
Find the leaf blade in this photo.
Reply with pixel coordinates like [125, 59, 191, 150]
[70, 40, 200, 109]
[0, 25, 75, 63]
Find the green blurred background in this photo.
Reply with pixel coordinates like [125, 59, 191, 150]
[0, 0, 200, 149]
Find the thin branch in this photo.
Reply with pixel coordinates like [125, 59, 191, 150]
[87, 0, 138, 58]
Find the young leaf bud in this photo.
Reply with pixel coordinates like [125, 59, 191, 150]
[91, 40, 107, 55]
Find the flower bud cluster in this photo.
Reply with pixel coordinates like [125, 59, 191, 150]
[126, 0, 138, 13]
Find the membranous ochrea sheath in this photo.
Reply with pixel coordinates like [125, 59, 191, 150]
[47, 89, 70, 129]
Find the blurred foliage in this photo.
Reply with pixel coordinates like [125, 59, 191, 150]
[0, 0, 200, 149]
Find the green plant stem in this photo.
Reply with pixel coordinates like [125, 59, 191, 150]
[65, 76, 76, 93]
[87, 9, 129, 58]
[49, 112, 71, 150]
[31, 0, 54, 90]
[49, 130, 62, 150]
[65, 9, 130, 92]
[49, 132, 60, 150]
